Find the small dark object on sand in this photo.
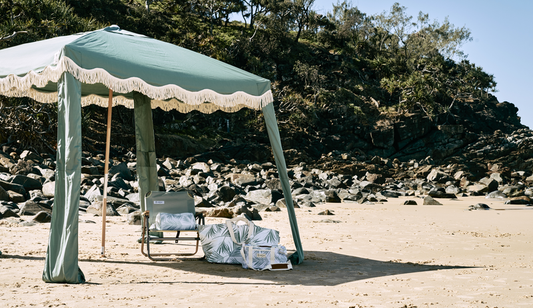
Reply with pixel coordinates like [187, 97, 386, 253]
[469, 203, 490, 211]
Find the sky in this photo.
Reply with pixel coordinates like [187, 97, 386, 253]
[310, 0, 533, 129]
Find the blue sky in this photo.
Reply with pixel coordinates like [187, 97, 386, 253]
[311, 0, 533, 129]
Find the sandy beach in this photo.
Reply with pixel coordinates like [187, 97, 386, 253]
[1, 196, 532, 308]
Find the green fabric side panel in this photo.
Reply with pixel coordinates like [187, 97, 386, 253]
[262, 103, 304, 264]
[43, 72, 85, 283]
[133, 92, 159, 213]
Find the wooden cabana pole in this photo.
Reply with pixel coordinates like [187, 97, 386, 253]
[101, 89, 113, 256]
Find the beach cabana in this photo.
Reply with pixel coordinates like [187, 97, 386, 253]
[0, 25, 303, 283]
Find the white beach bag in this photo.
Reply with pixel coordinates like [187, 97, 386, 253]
[198, 216, 280, 264]
[240, 244, 292, 271]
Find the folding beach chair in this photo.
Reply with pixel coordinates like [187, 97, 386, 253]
[141, 191, 205, 261]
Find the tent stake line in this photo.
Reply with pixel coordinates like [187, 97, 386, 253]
[102, 89, 113, 256]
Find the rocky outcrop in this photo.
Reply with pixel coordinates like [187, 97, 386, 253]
[0, 120, 532, 226]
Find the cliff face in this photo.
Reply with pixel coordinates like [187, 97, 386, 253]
[270, 94, 526, 166]
[0, 92, 527, 177]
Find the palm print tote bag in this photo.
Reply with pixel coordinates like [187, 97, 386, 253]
[198, 216, 280, 264]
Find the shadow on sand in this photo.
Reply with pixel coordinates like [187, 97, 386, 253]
[96, 250, 474, 286]
[2, 251, 474, 286]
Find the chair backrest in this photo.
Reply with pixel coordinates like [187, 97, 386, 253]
[145, 191, 195, 227]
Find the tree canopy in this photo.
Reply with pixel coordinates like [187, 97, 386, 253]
[0, 0, 500, 154]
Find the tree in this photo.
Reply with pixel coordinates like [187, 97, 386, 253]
[241, 0, 283, 29]
[326, 1, 373, 54]
[374, 3, 472, 63]
[0, 0, 97, 48]
[409, 14, 472, 60]
[292, 0, 315, 43]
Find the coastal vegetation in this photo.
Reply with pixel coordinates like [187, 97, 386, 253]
[0, 0, 518, 160]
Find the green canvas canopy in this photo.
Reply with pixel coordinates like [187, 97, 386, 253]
[0, 25, 303, 283]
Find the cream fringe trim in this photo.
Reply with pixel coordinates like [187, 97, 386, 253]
[0, 56, 273, 113]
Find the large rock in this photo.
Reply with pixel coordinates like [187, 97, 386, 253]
[84, 184, 102, 202]
[325, 190, 341, 203]
[86, 201, 120, 216]
[20, 150, 43, 163]
[0, 151, 15, 169]
[505, 196, 531, 205]
[0, 180, 27, 198]
[191, 162, 211, 173]
[217, 186, 237, 202]
[245, 189, 272, 205]
[10, 174, 42, 190]
[81, 165, 99, 175]
[359, 181, 384, 193]
[0, 204, 19, 218]
[31, 211, 52, 223]
[0, 185, 9, 201]
[116, 204, 138, 215]
[179, 175, 193, 188]
[275, 198, 300, 208]
[127, 210, 142, 225]
[42, 181, 55, 198]
[479, 177, 499, 192]
[231, 174, 257, 186]
[108, 176, 131, 190]
[310, 190, 327, 203]
[428, 188, 456, 199]
[467, 184, 488, 196]
[8, 190, 25, 203]
[20, 200, 52, 215]
[341, 191, 361, 202]
[162, 157, 176, 170]
[227, 196, 250, 208]
[157, 164, 170, 176]
[207, 207, 234, 218]
[109, 162, 134, 181]
[490, 173, 503, 183]
[469, 203, 490, 211]
[265, 179, 282, 191]
[271, 190, 284, 204]
[93, 195, 133, 208]
[486, 191, 506, 199]
[194, 195, 214, 207]
[234, 205, 262, 220]
[423, 196, 442, 205]
[427, 168, 451, 183]
[9, 160, 39, 175]
[292, 187, 310, 196]
[365, 173, 384, 185]
[79, 199, 91, 212]
[381, 190, 401, 198]
[501, 185, 524, 198]
[125, 193, 140, 204]
[445, 185, 461, 195]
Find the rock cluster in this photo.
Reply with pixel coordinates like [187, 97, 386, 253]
[1, 128, 532, 225]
